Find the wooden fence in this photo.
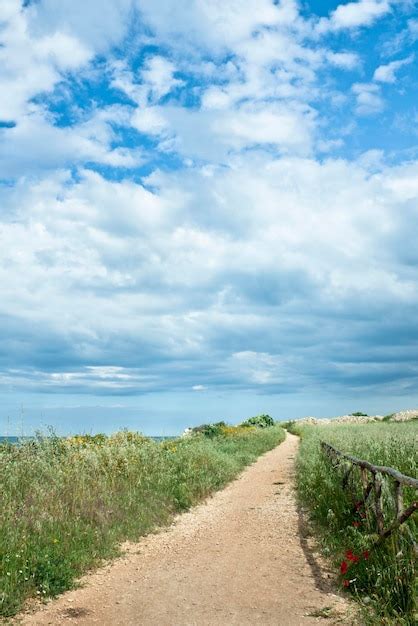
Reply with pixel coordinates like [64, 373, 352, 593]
[321, 441, 418, 547]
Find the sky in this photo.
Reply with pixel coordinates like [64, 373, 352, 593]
[1, 0, 418, 435]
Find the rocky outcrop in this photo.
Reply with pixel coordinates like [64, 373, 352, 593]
[391, 409, 418, 422]
[293, 410, 417, 426]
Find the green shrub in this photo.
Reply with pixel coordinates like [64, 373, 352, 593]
[382, 414, 395, 422]
[241, 414, 275, 428]
[190, 421, 228, 437]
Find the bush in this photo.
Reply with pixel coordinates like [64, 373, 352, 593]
[190, 421, 228, 437]
[241, 414, 275, 428]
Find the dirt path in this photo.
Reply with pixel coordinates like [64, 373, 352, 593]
[20, 433, 352, 625]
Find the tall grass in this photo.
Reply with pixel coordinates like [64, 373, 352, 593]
[293, 421, 417, 625]
[0, 425, 285, 617]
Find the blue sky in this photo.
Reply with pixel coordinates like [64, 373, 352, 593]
[1, 0, 418, 435]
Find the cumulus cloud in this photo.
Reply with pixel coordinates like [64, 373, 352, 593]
[373, 55, 413, 83]
[140, 56, 184, 101]
[136, 0, 287, 52]
[0, 1, 93, 120]
[352, 82, 384, 115]
[326, 51, 360, 70]
[317, 0, 392, 33]
[1, 0, 418, 407]
[27, 0, 135, 52]
[2, 152, 418, 395]
[0, 106, 143, 177]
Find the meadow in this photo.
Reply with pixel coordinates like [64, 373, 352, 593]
[292, 421, 417, 625]
[0, 423, 284, 617]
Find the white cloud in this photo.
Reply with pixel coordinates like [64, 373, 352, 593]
[2, 151, 418, 393]
[1, 366, 157, 393]
[136, 0, 288, 51]
[380, 17, 418, 55]
[27, 0, 135, 52]
[317, 0, 391, 33]
[373, 55, 413, 83]
[212, 104, 316, 155]
[227, 351, 285, 385]
[1, 0, 417, 400]
[33, 32, 92, 71]
[141, 56, 184, 101]
[326, 51, 360, 70]
[0, 2, 93, 120]
[0, 106, 143, 176]
[2, 154, 416, 325]
[131, 106, 169, 136]
[352, 82, 384, 115]
[138, 102, 316, 160]
[101, 2, 365, 166]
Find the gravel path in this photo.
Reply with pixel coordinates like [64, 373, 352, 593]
[20, 433, 352, 625]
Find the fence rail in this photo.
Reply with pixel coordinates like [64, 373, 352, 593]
[321, 441, 418, 544]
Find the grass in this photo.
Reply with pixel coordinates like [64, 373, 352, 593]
[292, 421, 417, 625]
[0, 424, 285, 617]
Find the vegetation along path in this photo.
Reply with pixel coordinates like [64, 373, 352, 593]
[21, 433, 352, 625]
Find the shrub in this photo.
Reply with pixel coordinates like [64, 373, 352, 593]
[190, 421, 228, 437]
[241, 414, 275, 428]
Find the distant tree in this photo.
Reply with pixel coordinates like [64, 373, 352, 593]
[351, 411, 368, 417]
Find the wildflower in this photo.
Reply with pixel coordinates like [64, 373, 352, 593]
[362, 550, 370, 560]
[343, 579, 350, 588]
[340, 561, 348, 574]
[352, 521, 360, 528]
[345, 550, 360, 563]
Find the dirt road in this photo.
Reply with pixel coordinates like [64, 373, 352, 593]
[21, 433, 352, 625]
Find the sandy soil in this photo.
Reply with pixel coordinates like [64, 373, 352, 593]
[19, 433, 354, 626]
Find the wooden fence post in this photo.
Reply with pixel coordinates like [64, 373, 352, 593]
[374, 475, 384, 535]
[321, 441, 417, 543]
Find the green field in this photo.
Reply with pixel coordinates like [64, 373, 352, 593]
[292, 421, 418, 625]
[0, 424, 285, 617]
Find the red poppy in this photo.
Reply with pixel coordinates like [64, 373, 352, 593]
[345, 550, 359, 563]
[352, 521, 361, 528]
[354, 501, 362, 511]
[340, 561, 348, 574]
[343, 579, 350, 588]
[363, 550, 370, 560]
